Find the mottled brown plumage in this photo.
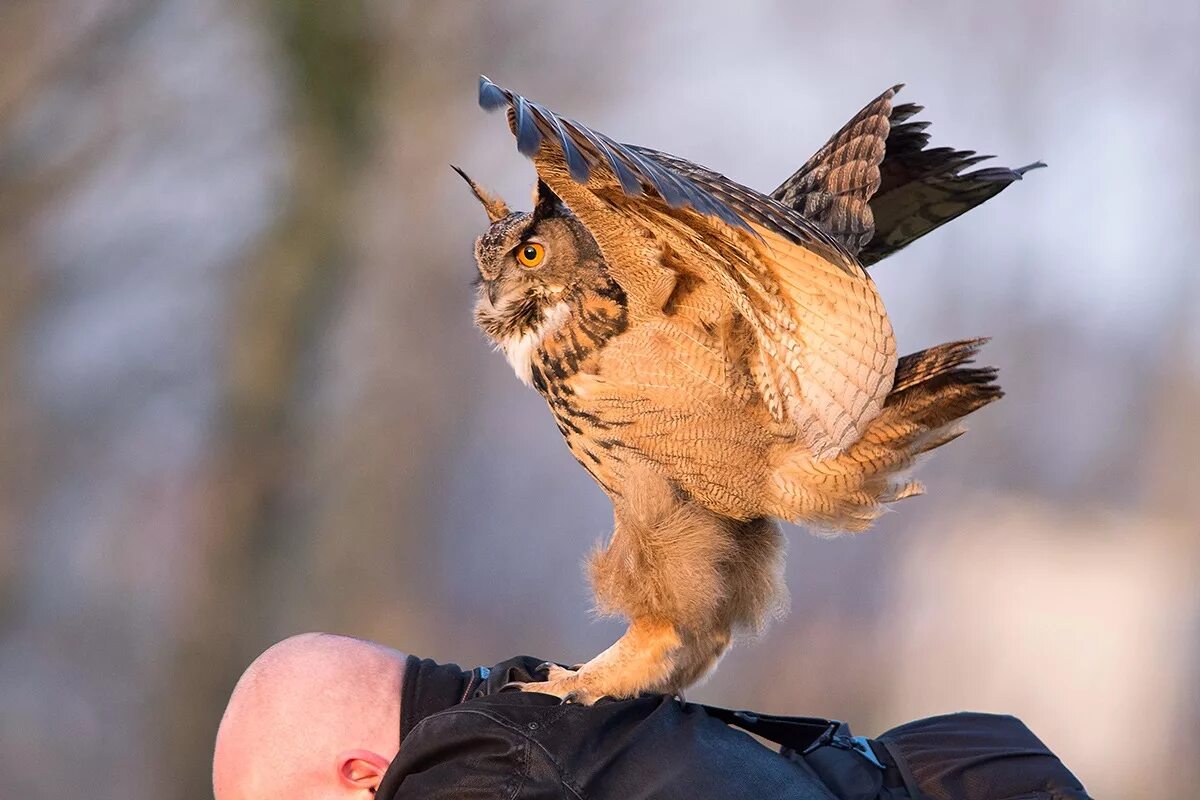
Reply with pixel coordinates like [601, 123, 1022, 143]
[773, 90, 1045, 266]
[461, 78, 1037, 703]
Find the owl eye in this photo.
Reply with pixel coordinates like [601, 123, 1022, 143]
[516, 242, 545, 268]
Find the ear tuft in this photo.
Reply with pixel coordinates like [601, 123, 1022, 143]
[452, 165, 511, 222]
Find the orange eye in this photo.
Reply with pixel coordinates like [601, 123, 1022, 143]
[516, 242, 545, 268]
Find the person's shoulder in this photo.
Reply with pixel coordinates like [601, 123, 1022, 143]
[386, 698, 572, 799]
[453, 693, 826, 799]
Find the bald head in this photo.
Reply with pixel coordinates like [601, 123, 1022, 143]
[213, 633, 407, 800]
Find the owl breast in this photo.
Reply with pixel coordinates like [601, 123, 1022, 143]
[524, 277, 630, 492]
[530, 280, 780, 516]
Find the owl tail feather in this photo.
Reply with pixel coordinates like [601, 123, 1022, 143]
[769, 338, 1001, 533]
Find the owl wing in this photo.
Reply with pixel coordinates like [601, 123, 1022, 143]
[769, 85, 898, 256]
[479, 77, 895, 457]
[773, 88, 1045, 266]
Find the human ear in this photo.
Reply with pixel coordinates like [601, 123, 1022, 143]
[335, 749, 391, 793]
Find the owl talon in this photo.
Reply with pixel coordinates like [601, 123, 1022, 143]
[509, 672, 603, 705]
[541, 662, 580, 682]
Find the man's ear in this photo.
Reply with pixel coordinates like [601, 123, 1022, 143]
[336, 749, 392, 792]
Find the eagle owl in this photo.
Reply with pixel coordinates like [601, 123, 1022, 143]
[460, 77, 1041, 703]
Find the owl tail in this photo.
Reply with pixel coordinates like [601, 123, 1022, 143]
[769, 338, 1002, 533]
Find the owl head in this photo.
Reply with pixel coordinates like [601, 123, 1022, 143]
[456, 167, 607, 348]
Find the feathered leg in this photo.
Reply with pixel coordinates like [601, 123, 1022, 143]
[515, 465, 786, 703]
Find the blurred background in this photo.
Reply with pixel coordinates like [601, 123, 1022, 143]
[1, 1, 1197, 797]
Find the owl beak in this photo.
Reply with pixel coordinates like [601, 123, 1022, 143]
[452, 165, 511, 222]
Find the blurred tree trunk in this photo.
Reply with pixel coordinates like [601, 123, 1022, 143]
[158, 3, 381, 795]
[0, 2, 39, 618]
[0, 222, 36, 622]
[159, 4, 497, 797]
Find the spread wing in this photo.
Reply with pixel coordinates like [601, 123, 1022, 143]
[774, 87, 1045, 266]
[478, 77, 895, 457]
[771, 85, 898, 256]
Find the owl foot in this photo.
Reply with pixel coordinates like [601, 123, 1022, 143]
[519, 670, 606, 705]
[499, 662, 581, 699]
[507, 664, 627, 705]
[536, 661, 580, 682]
[506, 618, 684, 705]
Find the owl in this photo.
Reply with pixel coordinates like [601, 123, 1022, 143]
[460, 77, 1041, 703]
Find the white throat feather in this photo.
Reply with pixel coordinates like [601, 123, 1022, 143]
[499, 300, 571, 386]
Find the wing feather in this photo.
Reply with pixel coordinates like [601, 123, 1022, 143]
[773, 87, 1045, 266]
[771, 86, 899, 255]
[478, 77, 896, 456]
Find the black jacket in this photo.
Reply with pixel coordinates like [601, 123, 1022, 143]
[375, 656, 1090, 800]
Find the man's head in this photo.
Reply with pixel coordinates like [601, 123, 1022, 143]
[213, 632, 407, 800]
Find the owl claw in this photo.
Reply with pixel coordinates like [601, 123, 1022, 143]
[535, 660, 585, 671]
[522, 678, 601, 705]
[508, 668, 608, 705]
[504, 662, 580, 695]
[542, 662, 581, 682]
